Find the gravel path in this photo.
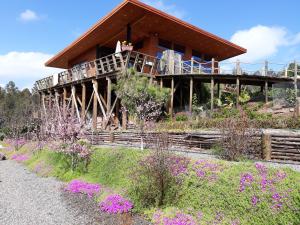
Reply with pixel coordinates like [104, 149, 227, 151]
[0, 160, 150, 225]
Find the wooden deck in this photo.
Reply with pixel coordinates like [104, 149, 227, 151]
[35, 50, 299, 91]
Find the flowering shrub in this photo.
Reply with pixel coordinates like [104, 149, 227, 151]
[65, 180, 101, 198]
[99, 194, 133, 214]
[237, 163, 293, 211]
[11, 154, 29, 162]
[5, 138, 27, 151]
[152, 209, 198, 225]
[192, 160, 226, 182]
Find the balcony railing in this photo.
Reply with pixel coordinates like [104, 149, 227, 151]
[35, 50, 299, 91]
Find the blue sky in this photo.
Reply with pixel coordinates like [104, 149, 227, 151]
[0, 0, 300, 89]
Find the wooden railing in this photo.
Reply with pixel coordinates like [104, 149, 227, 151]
[35, 51, 299, 91]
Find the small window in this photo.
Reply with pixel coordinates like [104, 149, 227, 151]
[158, 39, 172, 49]
[174, 44, 185, 54]
[156, 51, 163, 59]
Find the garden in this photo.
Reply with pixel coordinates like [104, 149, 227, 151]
[1, 139, 300, 225]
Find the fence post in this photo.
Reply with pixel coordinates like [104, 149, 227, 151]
[294, 60, 298, 98]
[191, 57, 194, 74]
[285, 67, 288, 77]
[264, 60, 269, 76]
[211, 58, 215, 74]
[236, 59, 241, 75]
[261, 132, 272, 160]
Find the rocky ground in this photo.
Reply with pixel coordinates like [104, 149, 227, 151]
[0, 160, 150, 225]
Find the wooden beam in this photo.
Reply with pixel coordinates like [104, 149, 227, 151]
[104, 97, 118, 129]
[236, 77, 240, 107]
[265, 81, 268, 104]
[63, 87, 67, 116]
[71, 85, 81, 121]
[107, 77, 112, 114]
[189, 77, 193, 113]
[92, 80, 98, 130]
[54, 89, 62, 118]
[42, 92, 47, 115]
[210, 77, 214, 111]
[93, 80, 107, 120]
[48, 91, 53, 108]
[81, 83, 86, 121]
[85, 90, 94, 117]
[71, 86, 75, 116]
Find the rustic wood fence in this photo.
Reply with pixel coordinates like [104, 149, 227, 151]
[86, 130, 300, 163]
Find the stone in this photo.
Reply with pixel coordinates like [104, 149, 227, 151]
[0, 152, 6, 160]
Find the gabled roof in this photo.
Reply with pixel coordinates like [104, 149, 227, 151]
[46, 0, 246, 69]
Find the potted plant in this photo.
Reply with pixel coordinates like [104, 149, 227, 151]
[121, 41, 133, 51]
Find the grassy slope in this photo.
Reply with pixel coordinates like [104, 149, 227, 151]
[3, 142, 300, 225]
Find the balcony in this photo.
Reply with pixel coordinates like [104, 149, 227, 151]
[35, 50, 297, 91]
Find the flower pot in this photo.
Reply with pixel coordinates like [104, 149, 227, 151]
[121, 45, 133, 51]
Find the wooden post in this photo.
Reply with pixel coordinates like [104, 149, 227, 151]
[106, 77, 112, 114]
[236, 59, 241, 75]
[264, 60, 269, 76]
[170, 77, 174, 117]
[262, 132, 272, 160]
[41, 92, 46, 115]
[236, 77, 240, 107]
[92, 80, 98, 131]
[265, 81, 268, 104]
[210, 77, 214, 111]
[189, 77, 193, 113]
[217, 83, 221, 99]
[211, 58, 215, 74]
[63, 87, 67, 116]
[160, 78, 163, 88]
[48, 91, 53, 108]
[295, 98, 300, 117]
[71, 86, 75, 116]
[122, 109, 127, 130]
[81, 83, 86, 121]
[191, 57, 194, 74]
[294, 60, 298, 98]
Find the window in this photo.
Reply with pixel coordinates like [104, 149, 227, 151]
[158, 39, 172, 50]
[174, 44, 185, 55]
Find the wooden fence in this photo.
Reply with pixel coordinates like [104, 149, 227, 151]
[86, 130, 300, 163]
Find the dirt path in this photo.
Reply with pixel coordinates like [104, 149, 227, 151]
[0, 160, 149, 225]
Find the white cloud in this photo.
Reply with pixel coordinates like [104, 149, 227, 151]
[230, 25, 300, 62]
[19, 9, 39, 22]
[0, 52, 61, 89]
[142, 0, 185, 19]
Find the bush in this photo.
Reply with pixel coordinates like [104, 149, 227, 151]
[129, 133, 189, 210]
[175, 112, 189, 122]
[219, 109, 259, 161]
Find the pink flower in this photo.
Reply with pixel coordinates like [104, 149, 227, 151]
[99, 194, 133, 214]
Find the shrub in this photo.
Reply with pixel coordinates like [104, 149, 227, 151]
[219, 108, 259, 161]
[175, 112, 189, 122]
[129, 133, 189, 209]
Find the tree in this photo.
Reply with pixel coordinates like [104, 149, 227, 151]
[115, 69, 170, 149]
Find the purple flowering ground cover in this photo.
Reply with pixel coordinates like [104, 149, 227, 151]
[2, 141, 300, 225]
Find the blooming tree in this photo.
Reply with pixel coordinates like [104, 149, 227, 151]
[40, 106, 92, 171]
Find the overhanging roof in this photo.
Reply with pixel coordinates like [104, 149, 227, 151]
[46, 0, 247, 69]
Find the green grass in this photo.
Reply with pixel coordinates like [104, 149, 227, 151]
[3, 141, 300, 224]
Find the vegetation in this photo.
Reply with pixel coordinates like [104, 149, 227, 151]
[115, 69, 169, 149]
[0, 81, 39, 139]
[2, 141, 300, 225]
